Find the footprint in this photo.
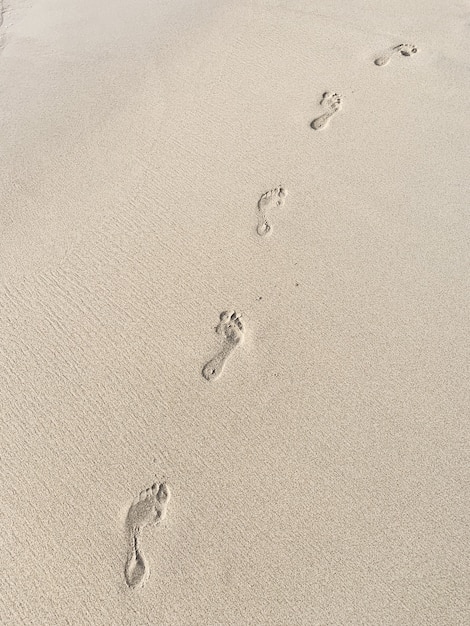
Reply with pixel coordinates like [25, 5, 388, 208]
[124, 482, 170, 590]
[311, 92, 343, 131]
[374, 44, 418, 66]
[202, 311, 244, 381]
[256, 186, 288, 237]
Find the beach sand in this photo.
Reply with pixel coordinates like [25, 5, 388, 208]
[1, 1, 469, 624]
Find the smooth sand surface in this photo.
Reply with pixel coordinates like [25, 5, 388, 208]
[1, 1, 469, 624]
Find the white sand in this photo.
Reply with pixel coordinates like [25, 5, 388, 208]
[1, 0, 469, 624]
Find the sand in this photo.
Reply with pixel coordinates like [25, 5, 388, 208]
[1, 0, 469, 624]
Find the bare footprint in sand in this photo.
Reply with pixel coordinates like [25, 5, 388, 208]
[202, 311, 244, 381]
[374, 43, 418, 66]
[256, 186, 288, 236]
[124, 482, 170, 590]
[311, 92, 343, 131]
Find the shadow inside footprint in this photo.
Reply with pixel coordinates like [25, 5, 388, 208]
[125, 537, 148, 590]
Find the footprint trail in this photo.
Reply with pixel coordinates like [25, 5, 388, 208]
[311, 92, 343, 131]
[124, 482, 170, 590]
[374, 43, 418, 66]
[202, 311, 244, 381]
[256, 186, 288, 237]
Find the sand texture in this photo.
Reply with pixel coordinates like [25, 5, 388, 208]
[1, 0, 469, 624]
